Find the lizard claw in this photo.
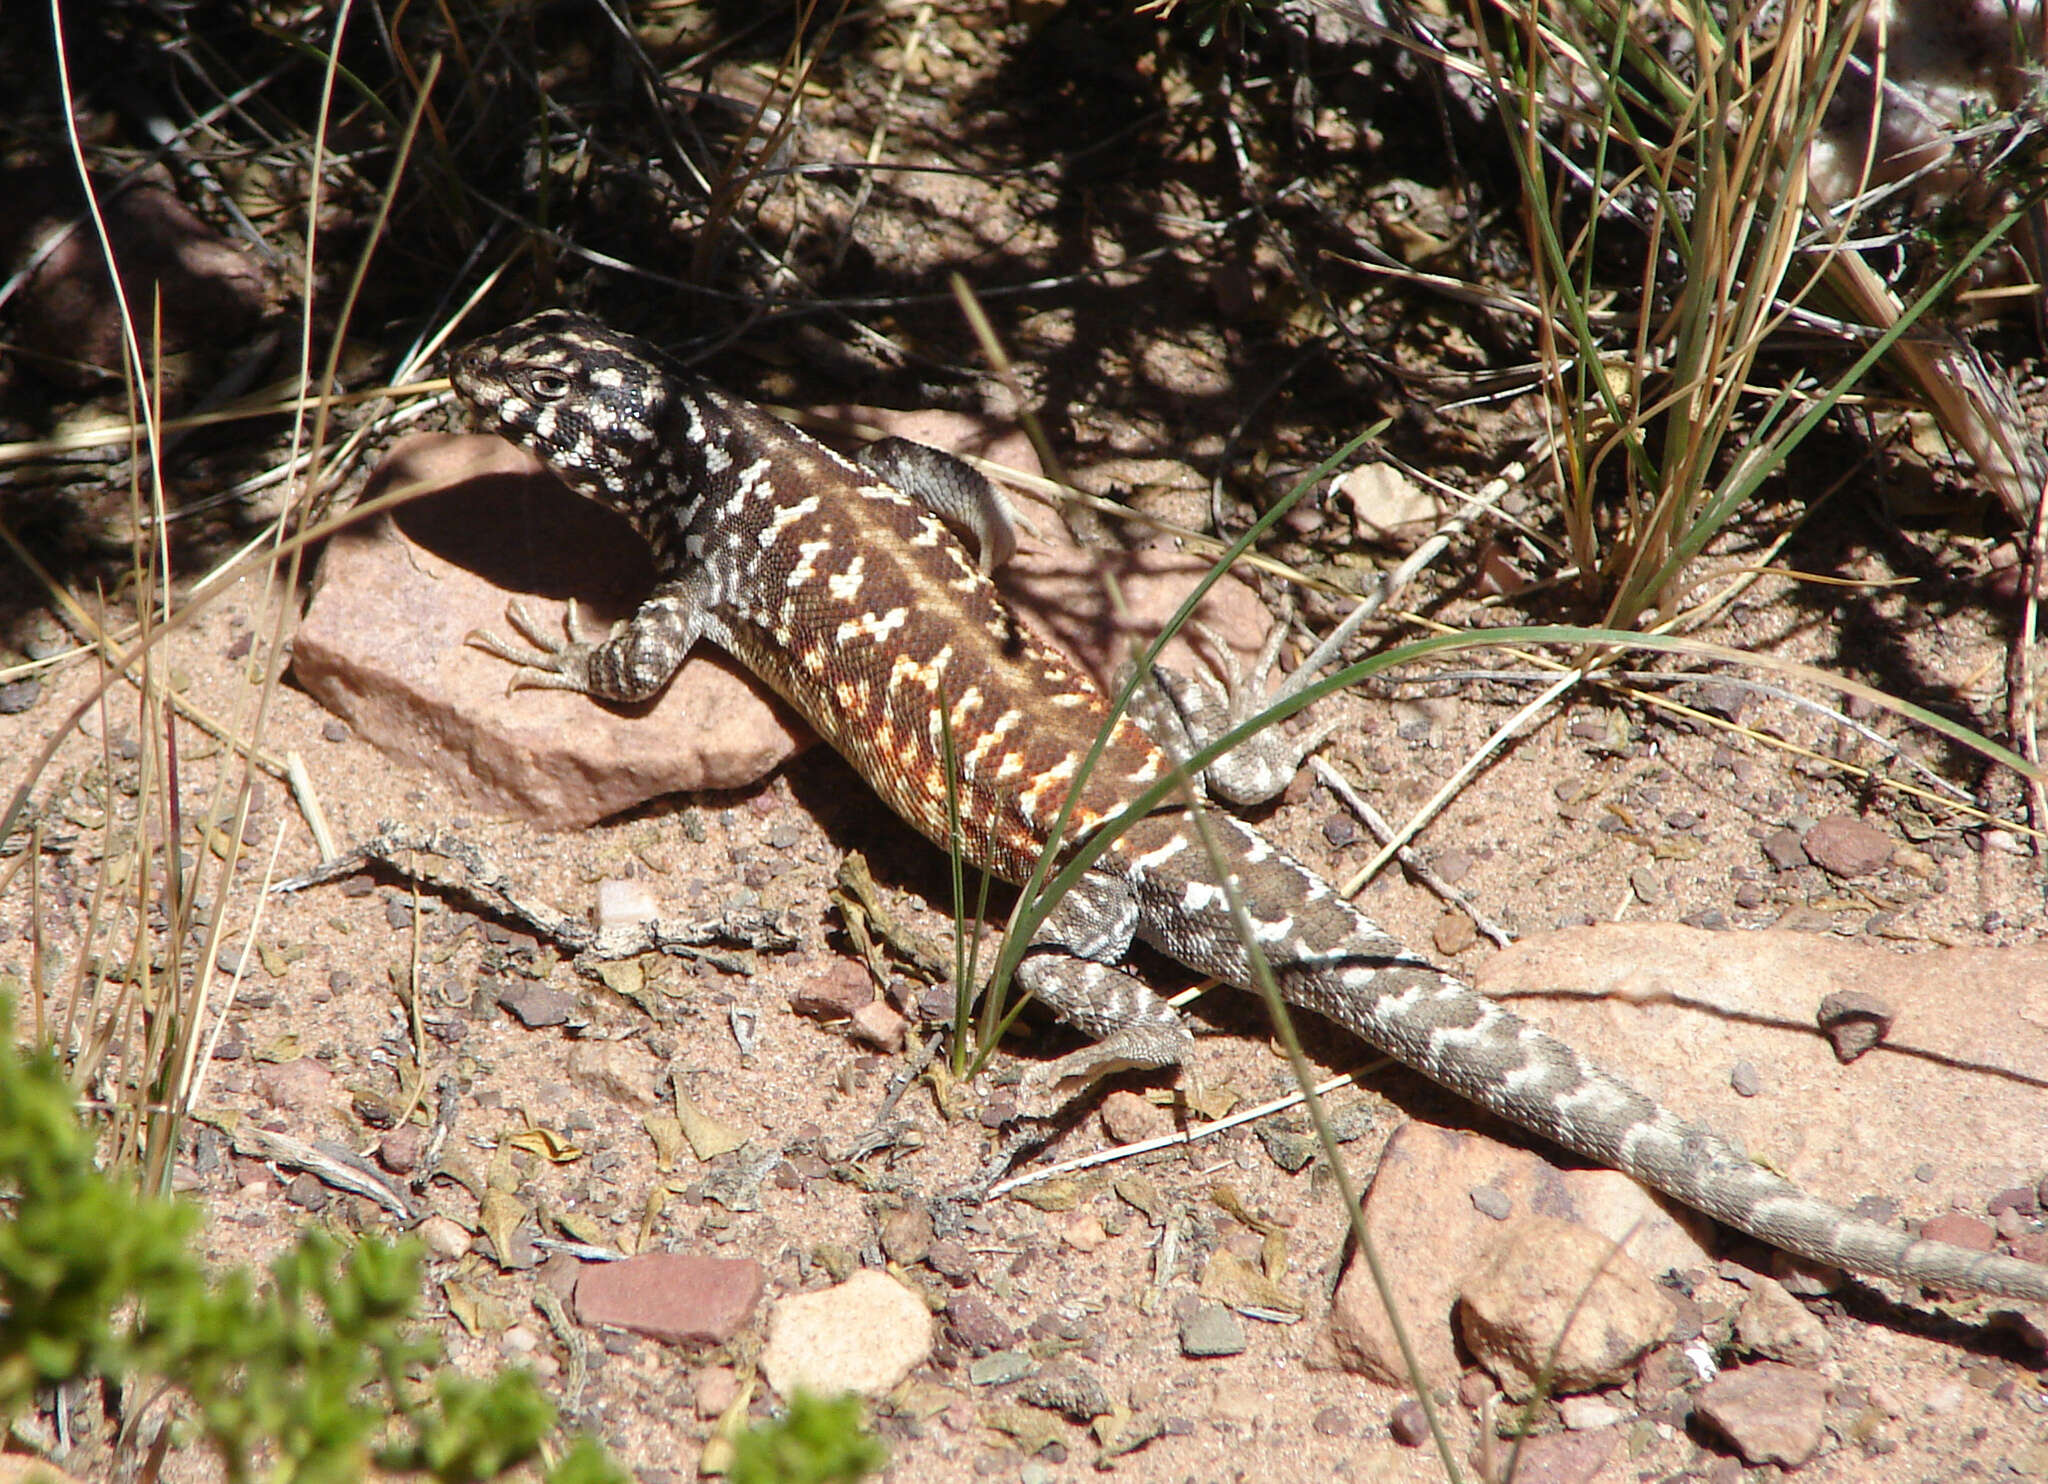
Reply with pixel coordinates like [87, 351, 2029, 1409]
[465, 599, 598, 695]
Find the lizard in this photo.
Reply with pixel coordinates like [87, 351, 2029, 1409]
[447, 307, 2048, 1305]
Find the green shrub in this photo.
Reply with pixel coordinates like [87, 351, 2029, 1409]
[0, 1003, 621, 1483]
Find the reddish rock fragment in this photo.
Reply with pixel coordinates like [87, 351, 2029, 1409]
[945, 1295, 1018, 1356]
[572, 1252, 765, 1344]
[790, 959, 875, 1020]
[1919, 1212, 1996, 1253]
[1695, 1362, 1829, 1468]
[1801, 815, 1892, 878]
[1495, 1427, 1620, 1484]
[1456, 1217, 1675, 1399]
[254, 1058, 339, 1112]
[849, 1000, 908, 1051]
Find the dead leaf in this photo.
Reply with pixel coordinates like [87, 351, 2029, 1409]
[253, 1034, 300, 1064]
[1008, 1178, 1083, 1212]
[644, 1112, 685, 1172]
[551, 1207, 610, 1247]
[674, 1084, 745, 1161]
[443, 1278, 484, 1335]
[505, 1126, 582, 1163]
[1199, 1249, 1303, 1316]
[444, 1277, 517, 1335]
[478, 1189, 529, 1269]
[1210, 1185, 1278, 1236]
[1113, 1175, 1167, 1223]
[981, 1403, 1065, 1455]
[595, 956, 644, 1000]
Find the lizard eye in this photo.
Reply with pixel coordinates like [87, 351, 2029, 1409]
[526, 369, 571, 400]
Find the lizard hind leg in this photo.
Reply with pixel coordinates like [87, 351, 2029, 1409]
[1121, 611, 1339, 808]
[1008, 868, 1196, 1113]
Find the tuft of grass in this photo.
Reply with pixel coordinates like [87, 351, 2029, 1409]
[1477, 0, 2041, 628]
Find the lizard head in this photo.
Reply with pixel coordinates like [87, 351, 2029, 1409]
[450, 308, 673, 512]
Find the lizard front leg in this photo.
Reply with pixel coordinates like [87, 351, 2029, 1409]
[466, 575, 719, 703]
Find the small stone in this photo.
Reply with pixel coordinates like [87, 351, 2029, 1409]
[966, 1349, 1032, 1386]
[1433, 911, 1478, 956]
[1470, 1186, 1513, 1220]
[255, 1058, 339, 1112]
[565, 1038, 658, 1107]
[284, 1173, 329, 1210]
[848, 1000, 908, 1051]
[1801, 815, 1892, 878]
[1457, 1218, 1674, 1399]
[1919, 1212, 1995, 1252]
[1892, 844, 1937, 878]
[762, 1270, 935, 1398]
[1761, 828, 1807, 871]
[1990, 1185, 2042, 1217]
[497, 982, 578, 1028]
[1100, 1090, 1171, 1144]
[1733, 1274, 1830, 1366]
[880, 1204, 934, 1266]
[694, 1364, 741, 1419]
[1815, 990, 1894, 1063]
[0, 678, 41, 714]
[377, 1125, 425, 1173]
[1016, 1364, 1112, 1421]
[1340, 462, 1440, 546]
[1558, 1394, 1627, 1430]
[1388, 1398, 1430, 1447]
[927, 1239, 976, 1284]
[1498, 1430, 1620, 1482]
[1694, 1362, 1829, 1468]
[789, 959, 875, 1019]
[946, 1295, 1019, 1355]
[1322, 813, 1360, 848]
[1729, 1061, 1761, 1097]
[1692, 680, 1751, 721]
[573, 1253, 765, 1345]
[417, 1215, 474, 1260]
[1310, 1406, 1354, 1437]
[594, 878, 660, 931]
[1059, 1213, 1111, 1253]
[1179, 1302, 1246, 1357]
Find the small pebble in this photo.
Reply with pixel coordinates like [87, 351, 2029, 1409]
[1179, 1303, 1246, 1358]
[1388, 1398, 1430, 1447]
